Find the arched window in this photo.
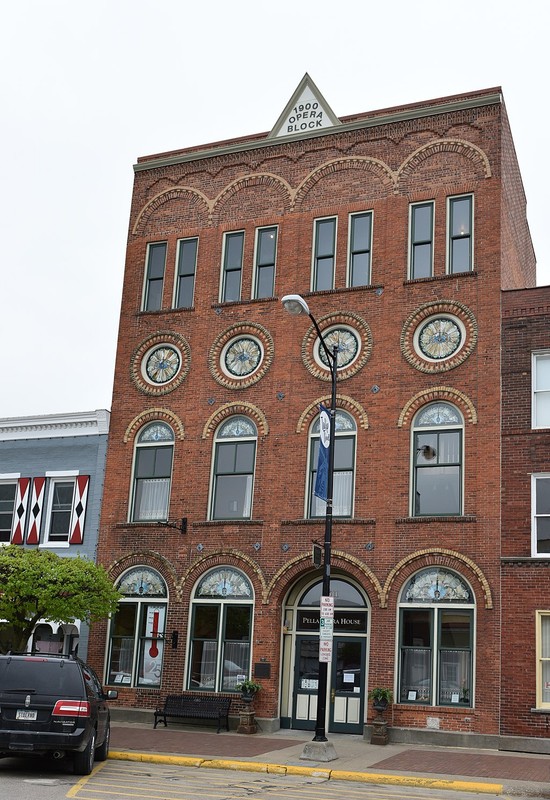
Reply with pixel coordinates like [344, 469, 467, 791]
[412, 402, 463, 516]
[106, 567, 168, 688]
[210, 416, 257, 520]
[308, 410, 356, 518]
[131, 422, 174, 522]
[398, 567, 474, 707]
[187, 568, 254, 692]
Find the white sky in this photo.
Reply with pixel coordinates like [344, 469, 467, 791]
[1, 1, 548, 419]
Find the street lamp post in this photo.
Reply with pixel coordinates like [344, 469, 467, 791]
[282, 294, 339, 761]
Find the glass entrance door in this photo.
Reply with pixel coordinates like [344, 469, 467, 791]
[329, 637, 365, 733]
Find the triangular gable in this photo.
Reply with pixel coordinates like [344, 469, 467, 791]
[10, 477, 31, 545]
[268, 73, 340, 139]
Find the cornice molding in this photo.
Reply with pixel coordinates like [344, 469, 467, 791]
[0, 409, 110, 441]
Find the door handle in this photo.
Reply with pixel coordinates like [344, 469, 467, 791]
[331, 688, 335, 703]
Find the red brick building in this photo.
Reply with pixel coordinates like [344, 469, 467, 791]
[92, 75, 546, 748]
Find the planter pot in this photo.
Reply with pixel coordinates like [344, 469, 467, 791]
[240, 690, 257, 704]
[372, 698, 388, 713]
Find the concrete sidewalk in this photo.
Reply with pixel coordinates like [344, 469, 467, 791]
[109, 722, 550, 797]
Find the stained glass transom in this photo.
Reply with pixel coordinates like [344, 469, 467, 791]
[416, 403, 462, 427]
[218, 417, 257, 439]
[313, 410, 355, 433]
[138, 422, 175, 443]
[402, 569, 472, 603]
[196, 569, 253, 598]
[118, 568, 167, 597]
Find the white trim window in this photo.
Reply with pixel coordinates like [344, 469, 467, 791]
[142, 242, 167, 311]
[187, 568, 253, 693]
[536, 611, 550, 709]
[174, 237, 198, 309]
[447, 194, 473, 274]
[532, 474, 550, 556]
[312, 217, 336, 291]
[209, 417, 257, 520]
[532, 352, 550, 428]
[0, 478, 17, 544]
[409, 201, 434, 279]
[131, 422, 174, 522]
[106, 567, 168, 688]
[412, 403, 463, 517]
[253, 226, 278, 299]
[348, 211, 372, 287]
[220, 231, 244, 302]
[44, 477, 76, 546]
[398, 568, 474, 707]
[307, 410, 356, 519]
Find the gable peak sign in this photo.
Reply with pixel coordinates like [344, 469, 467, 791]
[269, 73, 340, 139]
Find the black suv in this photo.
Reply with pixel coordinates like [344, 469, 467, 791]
[0, 653, 118, 774]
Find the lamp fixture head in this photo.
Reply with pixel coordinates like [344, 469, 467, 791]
[281, 294, 310, 317]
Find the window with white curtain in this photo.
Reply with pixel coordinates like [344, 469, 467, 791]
[308, 410, 356, 518]
[210, 417, 257, 520]
[398, 568, 474, 707]
[536, 612, 550, 708]
[131, 422, 174, 522]
[532, 352, 550, 428]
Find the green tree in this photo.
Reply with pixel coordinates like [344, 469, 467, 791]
[0, 545, 121, 654]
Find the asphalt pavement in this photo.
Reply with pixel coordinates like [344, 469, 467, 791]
[109, 721, 550, 797]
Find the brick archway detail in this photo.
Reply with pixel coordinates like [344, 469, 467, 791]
[201, 402, 269, 438]
[295, 157, 395, 208]
[381, 548, 493, 609]
[211, 174, 294, 222]
[107, 550, 179, 598]
[265, 550, 383, 607]
[123, 408, 185, 442]
[132, 187, 211, 235]
[296, 395, 368, 433]
[397, 139, 491, 184]
[398, 386, 477, 428]
[177, 550, 267, 604]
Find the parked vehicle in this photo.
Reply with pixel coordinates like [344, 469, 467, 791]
[0, 653, 118, 774]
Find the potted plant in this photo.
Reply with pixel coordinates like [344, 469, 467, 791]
[368, 687, 393, 713]
[235, 678, 261, 703]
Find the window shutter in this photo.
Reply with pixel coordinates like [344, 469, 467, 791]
[69, 475, 90, 544]
[26, 477, 46, 545]
[10, 477, 31, 545]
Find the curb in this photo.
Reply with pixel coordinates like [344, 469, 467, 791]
[108, 751, 504, 794]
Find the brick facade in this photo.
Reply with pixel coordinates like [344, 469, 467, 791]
[91, 79, 545, 746]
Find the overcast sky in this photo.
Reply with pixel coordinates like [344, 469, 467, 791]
[1, 1, 547, 419]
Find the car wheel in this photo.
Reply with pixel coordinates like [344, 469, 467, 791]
[73, 730, 96, 775]
[95, 721, 110, 762]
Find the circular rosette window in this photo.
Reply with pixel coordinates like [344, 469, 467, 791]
[131, 332, 190, 395]
[209, 323, 274, 389]
[303, 312, 372, 382]
[401, 301, 478, 373]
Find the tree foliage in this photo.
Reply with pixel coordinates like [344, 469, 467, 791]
[0, 545, 121, 654]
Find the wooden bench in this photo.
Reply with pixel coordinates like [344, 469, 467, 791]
[153, 693, 232, 733]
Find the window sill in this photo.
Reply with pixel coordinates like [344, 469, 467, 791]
[193, 519, 264, 527]
[281, 518, 375, 526]
[404, 270, 478, 286]
[396, 516, 476, 524]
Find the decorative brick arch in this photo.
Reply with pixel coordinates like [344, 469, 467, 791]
[265, 550, 383, 607]
[296, 395, 368, 433]
[294, 157, 395, 208]
[201, 402, 269, 438]
[397, 139, 491, 186]
[132, 187, 211, 235]
[211, 173, 293, 223]
[177, 550, 268, 605]
[381, 548, 493, 609]
[123, 408, 185, 442]
[398, 386, 477, 428]
[107, 550, 179, 598]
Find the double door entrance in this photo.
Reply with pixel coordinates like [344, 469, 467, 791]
[292, 635, 366, 734]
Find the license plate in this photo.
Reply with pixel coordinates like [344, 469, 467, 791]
[16, 709, 37, 721]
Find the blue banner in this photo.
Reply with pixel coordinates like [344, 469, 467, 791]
[314, 405, 331, 501]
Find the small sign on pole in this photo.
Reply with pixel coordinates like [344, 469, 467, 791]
[312, 542, 322, 567]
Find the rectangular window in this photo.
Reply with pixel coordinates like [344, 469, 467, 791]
[221, 231, 244, 302]
[188, 603, 251, 692]
[132, 445, 173, 522]
[536, 612, 550, 708]
[312, 217, 336, 291]
[0, 482, 16, 543]
[413, 431, 462, 516]
[409, 202, 434, 279]
[45, 479, 75, 544]
[143, 242, 167, 311]
[174, 237, 198, 308]
[107, 602, 166, 687]
[348, 212, 372, 287]
[448, 195, 473, 273]
[532, 474, 550, 556]
[309, 436, 355, 518]
[211, 441, 255, 520]
[532, 353, 550, 428]
[253, 226, 277, 299]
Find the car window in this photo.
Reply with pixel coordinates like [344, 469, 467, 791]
[0, 658, 84, 695]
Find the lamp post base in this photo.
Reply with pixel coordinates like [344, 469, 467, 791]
[300, 740, 338, 762]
